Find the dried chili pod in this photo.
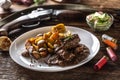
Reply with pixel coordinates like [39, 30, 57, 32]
[94, 56, 108, 71]
[106, 47, 117, 62]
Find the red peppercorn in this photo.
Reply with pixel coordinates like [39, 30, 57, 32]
[106, 47, 117, 62]
[94, 56, 108, 71]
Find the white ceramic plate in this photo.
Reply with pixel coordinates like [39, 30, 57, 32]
[9, 26, 100, 72]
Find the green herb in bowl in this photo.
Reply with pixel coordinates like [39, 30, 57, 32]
[86, 12, 114, 31]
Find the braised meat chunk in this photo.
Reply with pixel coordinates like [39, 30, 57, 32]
[47, 34, 90, 66]
[61, 34, 80, 50]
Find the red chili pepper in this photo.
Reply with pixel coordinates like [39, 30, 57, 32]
[94, 56, 108, 71]
[106, 47, 117, 62]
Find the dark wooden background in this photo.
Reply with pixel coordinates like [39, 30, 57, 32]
[0, 0, 120, 80]
[0, 19, 120, 80]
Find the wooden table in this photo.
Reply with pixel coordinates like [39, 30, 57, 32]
[0, 0, 120, 80]
[0, 15, 120, 80]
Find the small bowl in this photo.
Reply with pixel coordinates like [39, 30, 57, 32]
[86, 12, 114, 31]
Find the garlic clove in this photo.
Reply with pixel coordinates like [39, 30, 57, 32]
[0, 0, 12, 10]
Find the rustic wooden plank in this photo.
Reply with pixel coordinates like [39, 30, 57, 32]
[0, 19, 120, 80]
[1, 1, 120, 79]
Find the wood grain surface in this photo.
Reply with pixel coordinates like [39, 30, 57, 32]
[81, 0, 120, 9]
[0, 18, 120, 80]
[0, 0, 120, 80]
